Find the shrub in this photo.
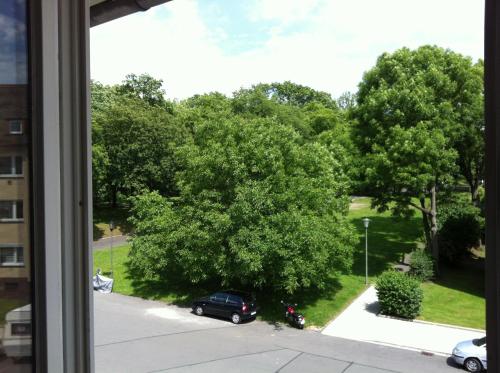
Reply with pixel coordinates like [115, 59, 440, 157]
[409, 250, 434, 281]
[376, 270, 423, 319]
[438, 202, 483, 264]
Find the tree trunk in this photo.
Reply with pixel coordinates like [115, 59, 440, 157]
[469, 178, 480, 207]
[111, 185, 118, 208]
[470, 179, 483, 247]
[420, 197, 432, 251]
[429, 185, 439, 274]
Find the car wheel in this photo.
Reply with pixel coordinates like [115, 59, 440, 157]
[194, 306, 204, 316]
[231, 313, 241, 324]
[464, 358, 483, 372]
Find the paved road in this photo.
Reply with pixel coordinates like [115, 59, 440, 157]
[93, 235, 129, 250]
[94, 292, 462, 373]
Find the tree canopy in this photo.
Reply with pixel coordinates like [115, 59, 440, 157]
[354, 46, 482, 262]
[128, 116, 355, 293]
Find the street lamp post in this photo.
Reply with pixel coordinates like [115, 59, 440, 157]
[362, 217, 370, 285]
[109, 220, 115, 278]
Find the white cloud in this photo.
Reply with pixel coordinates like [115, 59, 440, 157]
[248, 0, 322, 24]
[0, 13, 26, 43]
[90, 0, 484, 100]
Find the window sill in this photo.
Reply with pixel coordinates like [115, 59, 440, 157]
[0, 263, 25, 267]
[0, 219, 24, 223]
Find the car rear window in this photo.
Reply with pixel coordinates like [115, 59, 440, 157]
[211, 293, 228, 303]
[227, 295, 242, 305]
[226, 291, 254, 303]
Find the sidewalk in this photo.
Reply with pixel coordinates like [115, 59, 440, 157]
[322, 286, 484, 356]
[92, 234, 129, 250]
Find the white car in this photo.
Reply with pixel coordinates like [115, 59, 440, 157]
[452, 337, 487, 372]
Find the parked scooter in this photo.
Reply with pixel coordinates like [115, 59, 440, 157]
[281, 300, 305, 329]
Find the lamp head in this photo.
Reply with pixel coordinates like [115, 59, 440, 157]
[109, 220, 115, 231]
[362, 217, 370, 229]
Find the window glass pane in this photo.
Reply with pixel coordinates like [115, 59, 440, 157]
[17, 246, 24, 264]
[227, 295, 241, 305]
[0, 157, 10, 174]
[9, 120, 22, 134]
[0, 247, 16, 264]
[12, 322, 31, 336]
[16, 200, 23, 219]
[0, 0, 32, 369]
[15, 155, 23, 175]
[0, 201, 13, 219]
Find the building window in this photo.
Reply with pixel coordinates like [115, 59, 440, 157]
[0, 156, 23, 176]
[8, 120, 22, 134]
[11, 323, 31, 336]
[0, 246, 24, 266]
[4, 282, 19, 291]
[0, 201, 23, 221]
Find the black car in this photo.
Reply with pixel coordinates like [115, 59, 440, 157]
[192, 290, 257, 324]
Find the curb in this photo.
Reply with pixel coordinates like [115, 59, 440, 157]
[376, 313, 485, 333]
[413, 319, 485, 333]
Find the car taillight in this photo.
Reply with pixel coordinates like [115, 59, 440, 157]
[242, 303, 248, 312]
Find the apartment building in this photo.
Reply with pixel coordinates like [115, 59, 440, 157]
[0, 84, 30, 299]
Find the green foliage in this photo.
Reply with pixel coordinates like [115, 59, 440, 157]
[128, 117, 356, 294]
[353, 46, 482, 256]
[354, 46, 484, 206]
[366, 122, 457, 217]
[355, 46, 469, 211]
[376, 270, 423, 319]
[118, 73, 169, 109]
[256, 81, 338, 110]
[102, 97, 187, 200]
[438, 201, 483, 263]
[92, 143, 111, 204]
[409, 250, 434, 281]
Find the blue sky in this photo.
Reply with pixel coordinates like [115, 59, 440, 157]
[90, 0, 484, 100]
[0, 0, 27, 84]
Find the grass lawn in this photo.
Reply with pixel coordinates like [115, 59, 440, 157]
[419, 263, 485, 330]
[93, 197, 422, 327]
[93, 197, 485, 329]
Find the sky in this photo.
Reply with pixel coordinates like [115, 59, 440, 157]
[90, 0, 484, 101]
[0, 0, 27, 84]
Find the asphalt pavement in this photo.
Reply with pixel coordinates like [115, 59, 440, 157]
[94, 292, 462, 373]
[93, 235, 129, 250]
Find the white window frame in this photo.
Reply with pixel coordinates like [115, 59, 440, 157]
[8, 119, 23, 135]
[0, 200, 23, 222]
[0, 245, 24, 267]
[0, 155, 23, 177]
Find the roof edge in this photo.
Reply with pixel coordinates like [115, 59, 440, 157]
[90, 0, 172, 28]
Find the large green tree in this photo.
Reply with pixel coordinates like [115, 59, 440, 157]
[118, 73, 168, 108]
[100, 97, 186, 205]
[452, 60, 484, 206]
[354, 46, 480, 261]
[129, 117, 355, 293]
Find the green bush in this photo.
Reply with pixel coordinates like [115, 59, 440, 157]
[376, 270, 423, 319]
[438, 202, 483, 264]
[409, 250, 434, 281]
